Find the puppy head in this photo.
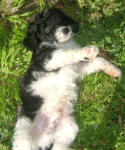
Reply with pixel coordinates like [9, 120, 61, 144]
[24, 8, 79, 52]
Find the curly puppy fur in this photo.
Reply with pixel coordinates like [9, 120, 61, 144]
[12, 8, 121, 150]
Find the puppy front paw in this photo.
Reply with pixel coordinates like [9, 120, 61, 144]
[83, 45, 99, 61]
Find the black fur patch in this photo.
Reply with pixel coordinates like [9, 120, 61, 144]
[46, 143, 53, 150]
[19, 90, 43, 120]
[29, 44, 56, 72]
[38, 143, 53, 150]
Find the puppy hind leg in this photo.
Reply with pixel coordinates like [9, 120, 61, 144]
[12, 117, 32, 150]
[52, 116, 78, 150]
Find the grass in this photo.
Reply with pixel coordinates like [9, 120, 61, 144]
[0, 0, 125, 150]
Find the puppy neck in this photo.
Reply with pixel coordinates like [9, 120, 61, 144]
[55, 39, 80, 49]
[39, 38, 80, 50]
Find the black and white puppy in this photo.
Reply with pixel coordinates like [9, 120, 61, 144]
[12, 8, 121, 150]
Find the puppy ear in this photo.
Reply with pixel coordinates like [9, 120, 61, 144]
[23, 15, 42, 52]
[23, 22, 37, 52]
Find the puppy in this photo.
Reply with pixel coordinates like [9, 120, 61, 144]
[12, 8, 121, 150]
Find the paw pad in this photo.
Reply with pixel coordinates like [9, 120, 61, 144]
[83, 45, 99, 61]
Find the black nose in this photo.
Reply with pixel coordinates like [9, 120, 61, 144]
[62, 27, 69, 34]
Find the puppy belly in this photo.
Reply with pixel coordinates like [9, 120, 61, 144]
[31, 108, 62, 138]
